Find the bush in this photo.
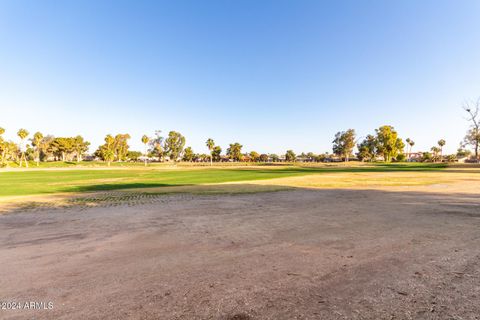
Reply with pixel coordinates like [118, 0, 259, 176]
[421, 152, 432, 162]
[395, 154, 406, 162]
[446, 154, 457, 162]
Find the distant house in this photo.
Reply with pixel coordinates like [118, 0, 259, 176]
[83, 155, 96, 161]
[405, 152, 423, 162]
[460, 157, 479, 163]
[220, 156, 230, 162]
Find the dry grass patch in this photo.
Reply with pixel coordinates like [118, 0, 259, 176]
[255, 169, 480, 193]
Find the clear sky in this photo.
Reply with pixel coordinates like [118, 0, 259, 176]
[1, 0, 479, 155]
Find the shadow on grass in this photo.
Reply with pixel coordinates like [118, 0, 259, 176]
[71, 167, 446, 194]
[47, 164, 479, 195]
[66, 183, 181, 192]
[227, 164, 450, 175]
[1, 163, 478, 199]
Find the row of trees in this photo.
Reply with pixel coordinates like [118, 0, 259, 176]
[332, 125, 405, 162]
[329, 99, 480, 163]
[1, 100, 479, 167]
[0, 129, 90, 167]
[94, 134, 131, 165]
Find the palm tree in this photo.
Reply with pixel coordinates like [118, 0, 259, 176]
[408, 139, 415, 160]
[405, 138, 411, 159]
[431, 146, 441, 162]
[17, 128, 29, 168]
[32, 132, 43, 166]
[141, 135, 150, 167]
[438, 139, 446, 161]
[206, 138, 215, 166]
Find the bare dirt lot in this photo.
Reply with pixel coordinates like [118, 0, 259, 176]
[1, 185, 480, 319]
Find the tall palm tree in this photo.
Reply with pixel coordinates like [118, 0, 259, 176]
[17, 128, 29, 168]
[206, 138, 215, 166]
[408, 139, 415, 160]
[431, 146, 441, 163]
[141, 135, 149, 167]
[32, 132, 43, 167]
[437, 139, 446, 161]
[405, 138, 411, 159]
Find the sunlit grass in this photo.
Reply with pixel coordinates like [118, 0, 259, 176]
[0, 162, 473, 199]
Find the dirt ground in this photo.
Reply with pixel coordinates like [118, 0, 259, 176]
[1, 185, 479, 319]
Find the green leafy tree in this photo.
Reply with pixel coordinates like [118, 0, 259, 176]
[212, 146, 222, 162]
[316, 154, 327, 162]
[1, 141, 18, 166]
[226, 143, 243, 161]
[113, 134, 131, 162]
[285, 150, 296, 162]
[421, 152, 432, 162]
[374, 125, 404, 162]
[17, 128, 30, 168]
[249, 151, 260, 162]
[206, 138, 215, 166]
[126, 151, 142, 161]
[149, 130, 164, 161]
[446, 154, 457, 162]
[396, 153, 406, 162]
[193, 153, 209, 162]
[357, 134, 376, 162]
[38, 135, 54, 161]
[270, 154, 279, 162]
[332, 129, 356, 162]
[457, 148, 471, 159]
[73, 135, 90, 162]
[49, 137, 75, 161]
[259, 153, 269, 162]
[306, 152, 316, 162]
[95, 134, 115, 166]
[463, 129, 480, 161]
[183, 147, 194, 162]
[164, 131, 185, 162]
[104, 135, 115, 166]
[104, 149, 115, 165]
[47, 138, 60, 160]
[141, 135, 150, 166]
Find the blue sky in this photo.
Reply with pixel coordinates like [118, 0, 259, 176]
[1, 0, 479, 155]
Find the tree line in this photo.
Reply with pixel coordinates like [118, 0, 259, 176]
[1, 101, 479, 167]
[0, 129, 90, 168]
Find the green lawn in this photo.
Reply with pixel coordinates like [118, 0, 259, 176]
[0, 163, 449, 198]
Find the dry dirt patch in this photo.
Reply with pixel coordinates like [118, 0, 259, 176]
[1, 186, 479, 319]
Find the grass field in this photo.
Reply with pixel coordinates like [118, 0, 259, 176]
[0, 167, 304, 197]
[0, 162, 457, 198]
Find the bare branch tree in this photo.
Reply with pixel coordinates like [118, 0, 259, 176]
[463, 98, 479, 128]
[463, 98, 480, 160]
